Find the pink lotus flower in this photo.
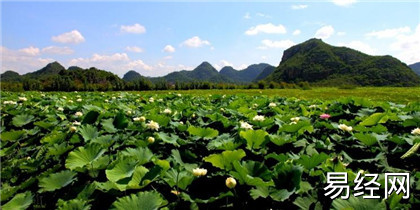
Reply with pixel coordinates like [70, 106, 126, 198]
[320, 113, 331, 119]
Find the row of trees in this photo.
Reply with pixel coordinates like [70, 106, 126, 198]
[1, 78, 311, 91]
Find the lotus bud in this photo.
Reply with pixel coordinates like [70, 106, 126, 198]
[225, 177, 237, 189]
[147, 136, 155, 143]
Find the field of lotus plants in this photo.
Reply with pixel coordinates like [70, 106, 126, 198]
[1, 91, 419, 209]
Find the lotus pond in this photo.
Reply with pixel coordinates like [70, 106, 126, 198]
[1, 91, 419, 209]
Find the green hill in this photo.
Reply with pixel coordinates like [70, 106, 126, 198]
[162, 61, 233, 83]
[254, 66, 275, 81]
[266, 38, 420, 86]
[409, 62, 420, 76]
[0, 70, 22, 82]
[122, 70, 144, 82]
[219, 63, 271, 83]
[25, 61, 65, 79]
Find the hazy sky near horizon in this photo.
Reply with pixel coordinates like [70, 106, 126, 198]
[1, 0, 419, 77]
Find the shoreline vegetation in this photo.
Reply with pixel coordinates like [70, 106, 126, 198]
[2, 87, 419, 103]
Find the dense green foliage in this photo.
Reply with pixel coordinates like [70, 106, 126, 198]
[1, 91, 420, 209]
[266, 39, 420, 86]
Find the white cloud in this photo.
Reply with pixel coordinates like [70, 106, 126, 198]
[337, 32, 346, 36]
[245, 23, 287, 35]
[1, 46, 54, 74]
[163, 56, 173, 60]
[42, 46, 74, 55]
[52, 30, 85, 44]
[18, 46, 40, 56]
[292, 30, 301, 36]
[68, 52, 152, 76]
[390, 24, 420, 64]
[120, 23, 146, 34]
[256, 13, 271, 18]
[244, 12, 251, 19]
[214, 60, 247, 70]
[181, 36, 211, 48]
[315, 25, 335, 39]
[365, 26, 411, 39]
[258, 39, 295, 49]
[331, 0, 357, 7]
[125, 46, 144, 53]
[163, 45, 176, 53]
[338, 41, 378, 55]
[291, 4, 308, 10]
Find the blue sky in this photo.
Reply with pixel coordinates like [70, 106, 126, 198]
[1, 0, 419, 77]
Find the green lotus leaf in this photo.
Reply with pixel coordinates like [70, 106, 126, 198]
[187, 125, 219, 139]
[111, 191, 168, 210]
[38, 170, 77, 192]
[65, 144, 106, 171]
[240, 129, 268, 150]
[101, 118, 117, 133]
[78, 124, 99, 142]
[121, 147, 153, 165]
[2, 191, 33, 210]
[1, 130, 26, 141]
[12, 114, 35, 127]
[203, 149, 246, 170]
[106, 158, 137, 183]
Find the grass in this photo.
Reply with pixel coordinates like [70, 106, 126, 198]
[145, 87, 420, 103]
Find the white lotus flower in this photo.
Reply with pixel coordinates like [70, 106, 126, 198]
[253, 115, 265, 121]
[62, 96, 67, 99]
[18, 97, 27, 102]
[68, 100, 73, 103]
[192, 168, 207, 177]
[149, 97, 154, 103]
[112, 97, 116, 100]
[127, 110, 132, 115]
[76, 98, 82, 102]
[57, 107, 64, 111]
[412, 128, 420, 135]
[104, 99, 109, 103]
[3, 101, 17, 105]
[163, 109, 172, 114]
[268, 102, 276, 107]
[240, 121, 253, 130]
[74, 112, 83, 117]
[72, 121, 81, 126]
[133, 117, 140, 121]
[309, 105, 317, 109]
[291, 117, 300, 123]
[338, 124, 353, 132]
[177, 94, 182, 97]
[146, 120, 159, 131]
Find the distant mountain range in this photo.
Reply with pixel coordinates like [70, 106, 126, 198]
[266, 38, 420, 86]
[122, 62, 272, 84]
[2, 38, 420, 88]
[409, 62, 420, 76]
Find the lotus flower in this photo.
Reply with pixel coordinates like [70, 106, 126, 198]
[192, 168, 207, 177]
[412, 128, 420, 135]
[320, 113, 331, 119]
